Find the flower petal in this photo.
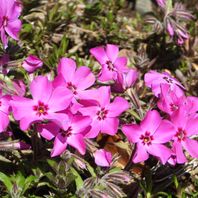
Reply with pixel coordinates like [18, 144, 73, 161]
[107, 96, 129, 117]
[67, 134, 86, 155]
[133, 143, 149, 163]
[57, 58, 76, 82]
[5, 19, 21, 40]
[101, 117, 119, 136]
[0, 111, 9, 132]
[48, 86, 72, 112]
[30, 76, 53, 103]
[146, 144, 172, 164]
[113, 57, 128, 72]
[93, 149, 112, 167]
[73, 66, 95, 90]
[90, 46, 108, 65]
[122, 124, 143, 143]
[140, 110, 162, 135]
[173, 141, 187, 163]
[182, 138, 198, 158]
[51, 134, 67, 157]
[153, 120, 175, 143]
[37, 122, 60, 140]
[106, 44, 119, 63]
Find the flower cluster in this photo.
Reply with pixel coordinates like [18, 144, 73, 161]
[1, 41, 198, 167]
[1, 44, 134, 161]
[122, 70, 198, 165]
[0, 2, 197, 166]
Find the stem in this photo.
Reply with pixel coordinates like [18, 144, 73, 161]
[124, 144, 136, 171]
[126, 88, 143, 119]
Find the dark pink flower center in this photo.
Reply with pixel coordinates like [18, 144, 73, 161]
[67, 82, 77, 95]
[163, 76, 173, 84]
[33, 101, 49, 116]
[106, 60, 114, 71]
[96, 107, 108, 120]
[175, 128, 186, 142]
[170, 103, 179, 112]
[140, 131, 154, 145]
[0, 101, 1, 106]
[2, 16, 8, 27]
[61, 126, 72, 137]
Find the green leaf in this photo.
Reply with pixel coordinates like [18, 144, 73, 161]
[70, 167, 83, 190]
[166, 0, 173, 12]
[22, 175, 36, 194]
[173, 175, 179, 189]
[0, 172, 13, 193]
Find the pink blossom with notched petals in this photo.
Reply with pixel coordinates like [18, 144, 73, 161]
[93, 149, 112, 167]
[170, 107, 198, 163]
[157, 84, 186, 115]
[22, 55, 43, 73]
[10, 76, 72, 131]
[112, 69, 138, 93]
[79, 86, 129, 138]
[37, 113, 91, 157]
[144, 70, 185, 97]
[0, 91, 10, 132]
[90, 44, 128, 82]
[122, 110, 174, 164]
[53, 58, 95, 113]
[0, 0, 22, 48]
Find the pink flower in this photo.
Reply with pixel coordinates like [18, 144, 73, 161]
[93, 149, 112, 167]
[0, 0, 22, 48]
[112, 69, 138, 93]
[79, 86, 129, 138]
[53, 58, 95, 112]
[157, 84, 186, 115]
[10, 76, 72, 131]
[144, 70, 185, 97]
[122, 110, 174, 164]
[22, 55, 43, 73]
[37, 113, 91, 157]
[90, 44, 128, 82]
[170, 108, 198, 163]
[0, 92, 10, 132]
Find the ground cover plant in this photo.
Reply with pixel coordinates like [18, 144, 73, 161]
[0, 0, 198, 197]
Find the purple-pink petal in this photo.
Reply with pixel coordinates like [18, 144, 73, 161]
[122, 124, 143, 143]
[106, 44, 119, 63]
[146, 144, 172, 164]
[100, 117, 119, 136]
[140, 110, 162, 135]
[133, 143, 149, 163]
[93, 149, 112, 167]
[107, 96, 129, 117]
[182, 138, 198, 158]
[30, 76, 53, 103]
[153, 120, 175, 143]
[51, 134, 67, 157]
[67, 134, 86, 155]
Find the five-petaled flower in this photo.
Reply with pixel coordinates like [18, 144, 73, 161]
[11, 76, 73, 130]
[122, 110, 175, 164]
